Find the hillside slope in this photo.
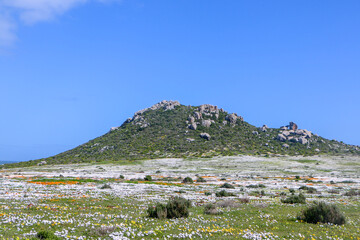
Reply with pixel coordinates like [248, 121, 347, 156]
[5, 100, 360, 167]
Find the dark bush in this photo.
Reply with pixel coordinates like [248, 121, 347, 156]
[204, 192, 212, 196]
[144, 175, 152, 181]
[215, 190, 235, 197]
[196, 177, 207, 182]
[147, 203, 167, 219]
[246, 184, 266, 188]
[182, 177, 193, 183]
[281, 193, 306, 204]
[220, 183, 235, 189]
[298, 202, 346, 225]
[166, 197, 191, 218]
[100, 184, 112, 189]
[119, 175, 125, 179]
[33, 231, 61, 240]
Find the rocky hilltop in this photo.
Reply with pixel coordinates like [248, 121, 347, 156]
[6, 100, 360, 167]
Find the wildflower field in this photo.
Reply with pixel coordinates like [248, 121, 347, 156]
[0, 156, 359, 239]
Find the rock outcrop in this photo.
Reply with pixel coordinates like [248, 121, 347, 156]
[202, 119, 212, 128]
[123, 100, 180, 129]
[276, 122, 312, 145]
[260, 125, 268, 132]
[225, 113, 243, 124]
[288, 122, 298, 131]
[200, 133, 211, 140]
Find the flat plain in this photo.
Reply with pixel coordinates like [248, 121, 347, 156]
[1, 155, 359, 239]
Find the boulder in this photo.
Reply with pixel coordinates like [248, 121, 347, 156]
[298, 137, 308, 145]
[188, 116, 195, 123]
[282, 144, 290, 148]
[200, 133, 211, 140]
[188, 122, 197, 130]
[282, 130, 290, 137]
[110, 127, 119, 132]
[194, 111, 202, 120]
[260, 125, 268, 132]
[186, 138, 195, 142]
[288, 122, 298, 131]
[226, 113, 243, 124]
[202, 119, 212, 128]
[280, 126, 287, 130]
[277, 134, 287, 142]
[252, 131, 259, 135]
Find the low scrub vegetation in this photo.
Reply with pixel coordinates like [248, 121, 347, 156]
[220, 183, 235, 189]
[148, 197, 191, 219]
[215, 190, 236, 197]
[281, 193, 306, 204]
[298, 202, 346, 225]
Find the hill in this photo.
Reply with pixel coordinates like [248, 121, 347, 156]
[4, 100, 360, 167]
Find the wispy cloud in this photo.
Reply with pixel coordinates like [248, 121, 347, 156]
[0, 14, 16, 46]
[0, 0, 121, 47]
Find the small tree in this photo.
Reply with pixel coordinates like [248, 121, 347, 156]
[144, 175, 152, 181]
[182, 177, 193, 183]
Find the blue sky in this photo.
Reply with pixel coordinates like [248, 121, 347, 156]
[0, 0, 359, 162]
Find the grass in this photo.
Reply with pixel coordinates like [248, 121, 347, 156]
[1, 195, 359, 239]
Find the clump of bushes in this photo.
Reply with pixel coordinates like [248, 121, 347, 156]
[204, 203, 219, 215]
[299, 186, 317, 193]
[147, 197, 191, 219]
[220, 183, 235, 189]
[204, 192, 212, 196]
[100, 184, 112, 189]
[196, 177, 207, 182]
[147, 203, 168, 219]
[182, 177, 194, 183]
[144, 175, 152, 181]
[119, 175, 125, 179]
[30, 231, 61, 240]
[246, 184, 266, 188]
[215, 190, 235, 197]
[281, 193, 306, 204]
[298, 201, 346, 225]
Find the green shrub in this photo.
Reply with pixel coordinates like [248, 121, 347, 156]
[204, 203, 219, 215]
[119, 175, 125, 179]
[196, 177, 207, 182]
[215, 190, 235, 197]
[289, 189, 295, 193]
[182, 177, 193, 183]
[33, 231, 61, 240]
[281, 193, 306, 204]
[204, 192, 212, 196]
[166, 197, 191, 219]
[220, 183, 235, 189]
[100, 184, 112, 189]
[298, 202, 346, 225]
[144, 175, 152, 181]
[246, 184, 266, 188]
[147, 203, 167, 219]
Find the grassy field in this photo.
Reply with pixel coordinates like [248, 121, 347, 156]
[1, 156, 359, 239]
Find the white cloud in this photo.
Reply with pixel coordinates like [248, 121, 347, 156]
[0, 0, 121, 47]
[0, 15, 16, 46]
